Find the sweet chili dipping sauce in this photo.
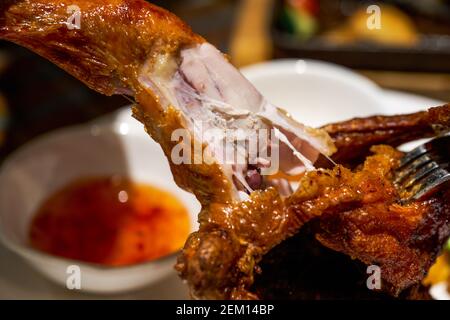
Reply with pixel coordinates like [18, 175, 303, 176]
[29, 176, 190, 266]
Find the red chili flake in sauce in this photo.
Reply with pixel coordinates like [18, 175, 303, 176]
[29, 176, 190, 266]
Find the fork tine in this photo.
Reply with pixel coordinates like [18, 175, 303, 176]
[396, 132, 450, 203]
[401, 161, 440, 190]
[410, 168, 450, 201]
[398, 145, 428, 169]
[394, 152, 434, 185]
[398, 133, 450, 170]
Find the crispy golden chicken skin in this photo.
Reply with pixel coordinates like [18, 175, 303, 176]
[1, 0, 449, 300]
[0, 0, 203, 95]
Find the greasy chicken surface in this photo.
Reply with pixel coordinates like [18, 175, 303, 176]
[324, 104, 450, 165]
[180, 105, 450, 299]
[177, 144, 450, 298]
[0, 0, 203, 96]
[1, 0, 449, 300]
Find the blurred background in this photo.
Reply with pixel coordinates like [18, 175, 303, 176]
[0, 0, 450, 160]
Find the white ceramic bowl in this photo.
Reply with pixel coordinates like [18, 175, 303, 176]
[0, 113, 200, 294]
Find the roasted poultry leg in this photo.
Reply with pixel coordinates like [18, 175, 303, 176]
[1, 0, 449, 300]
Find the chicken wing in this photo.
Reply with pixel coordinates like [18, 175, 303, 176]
[1, 0, 449, 300]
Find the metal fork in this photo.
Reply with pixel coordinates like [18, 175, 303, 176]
[394, 132, 450, 203]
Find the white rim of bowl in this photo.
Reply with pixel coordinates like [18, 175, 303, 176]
[241, 58, 383, 108]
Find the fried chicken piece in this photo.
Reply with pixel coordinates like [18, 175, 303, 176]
[0, 0, 335, 206]
[284, 145, 449, 298]
[0, 0, 334, 297]
[177, 145, 450, 298]
[252, 224, 432, 300]
[309, 149, 450, 296]
[1, 0, 449, 300]
[323, 104, 450, 165]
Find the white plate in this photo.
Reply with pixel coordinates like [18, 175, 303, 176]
[0, 59, 446, 299]
[430, 282, 450, 300]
